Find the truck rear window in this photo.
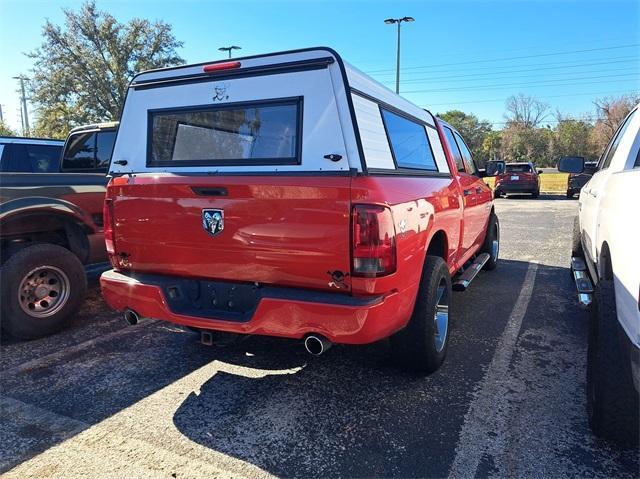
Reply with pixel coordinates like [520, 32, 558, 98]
[148, 98, 301, 166]
[505, 164, 532, 173]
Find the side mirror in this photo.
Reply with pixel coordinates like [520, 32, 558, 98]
[558, 157, 584, 174]
[485, 161, 505, 177]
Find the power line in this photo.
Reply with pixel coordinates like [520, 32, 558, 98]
[365, 43, 640, 74]
[403, 73, 639, 94]
[379, 59, 639, 85]
[372, 55, 639, 78]
[422, 90, 640, 107]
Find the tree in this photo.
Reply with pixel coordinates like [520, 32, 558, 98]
[0, 120, 17, 137]
[437, 110, 493, 165]
[500, 124, 553, 165]
[552, 119, 595, 161]
[481, 131, 502, 161]
[504, 94, 549, 128]
[591, 94, 640, 155]
[27, 1, 184, 137]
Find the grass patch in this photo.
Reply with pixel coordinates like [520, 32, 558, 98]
[485, 173, 568, 193]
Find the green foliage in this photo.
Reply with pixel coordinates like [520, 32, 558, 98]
[437, 110, 493, 165]
[27, 0, 184, 138]
[0, 120, 18, 137]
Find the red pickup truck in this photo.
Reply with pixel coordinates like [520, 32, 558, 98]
[100, 48, 501, 374]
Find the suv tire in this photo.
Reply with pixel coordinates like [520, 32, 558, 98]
[391, 255, 452, 375]
[1, 244, 86, 339]
[587, 278, 640, 445]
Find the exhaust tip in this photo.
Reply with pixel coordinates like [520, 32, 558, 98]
[124, 309, 139, 325]
[304, 335, 332, 356]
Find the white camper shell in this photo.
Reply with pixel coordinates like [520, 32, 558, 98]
[111, 47, 450, 176]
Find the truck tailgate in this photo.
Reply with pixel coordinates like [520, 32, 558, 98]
[109, 174, 352, 292]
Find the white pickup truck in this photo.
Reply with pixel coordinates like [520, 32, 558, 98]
[560, 104, 639, 445]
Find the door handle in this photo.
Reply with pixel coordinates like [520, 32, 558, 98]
[463, 189, 473, 196]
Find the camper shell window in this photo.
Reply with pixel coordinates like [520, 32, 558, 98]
[147, 97, 302, 167]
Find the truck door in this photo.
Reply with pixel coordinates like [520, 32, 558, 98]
[581, 109, 637, 265]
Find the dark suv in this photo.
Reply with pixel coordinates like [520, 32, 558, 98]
[566, 159, 597, 198]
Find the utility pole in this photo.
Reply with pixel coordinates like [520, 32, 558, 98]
[13, 76, 30, 136]
[0, 104, 4, 122]
[384, 17, 415, 94]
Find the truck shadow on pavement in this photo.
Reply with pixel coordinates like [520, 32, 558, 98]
[2, 260, 638, 477]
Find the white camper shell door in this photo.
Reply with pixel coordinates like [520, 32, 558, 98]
[112, 66, 352, 174]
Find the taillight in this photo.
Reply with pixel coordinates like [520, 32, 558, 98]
[103, 198, 115, 255]
[352, 205, 397, 277]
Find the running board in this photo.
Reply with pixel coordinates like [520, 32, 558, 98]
[571, 256, 593, 308]
[453, 253, 490, 292]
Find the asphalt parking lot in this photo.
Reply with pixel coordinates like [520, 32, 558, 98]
[1, 195, 638, 478]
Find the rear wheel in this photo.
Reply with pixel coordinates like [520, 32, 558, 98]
[391, 256, 452, 375]
[531, 188, 540, 198]
[0, 244, 86, 339]
[587, 278, 639, 445]
[566, 190, 574, 199]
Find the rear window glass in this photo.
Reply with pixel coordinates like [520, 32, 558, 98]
[63, 132, 96, 170]
[381, 109, 437, 171]
[442, 126, 465, 172]
[505, 164, 532, 173]
[0, 143, 62, 172]
[148, 99, 301, 166]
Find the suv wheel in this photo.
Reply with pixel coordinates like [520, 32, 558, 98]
[1, 244, 87, 339]
[587, 278, 639, 445]
[391, 255, 452, 375]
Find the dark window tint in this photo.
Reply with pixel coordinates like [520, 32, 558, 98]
[454, 132, 477, 175]
[0, 143, 61, 172]
[26, 144, 62, 172]
[599, 108, 636, 170]
[63, 132, 96, 170]
[442, 126, 465, 172]
[96, 130, 116, 169]
[381, 109, 437, 170]
[505, 164, 533, 173]
[149, 99, 300, 166]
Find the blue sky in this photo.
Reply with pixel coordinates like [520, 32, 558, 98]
[1, 0, 638, 133]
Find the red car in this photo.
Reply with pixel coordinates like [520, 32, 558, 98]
[100, 48, 501, 374]
[493, 162, 541, 198]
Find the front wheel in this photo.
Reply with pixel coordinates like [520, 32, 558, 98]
[391, 256, 452, 375]
[481, 213, 499, 270]
[0, 244, 87, 339]
[587, 278, 639, 445]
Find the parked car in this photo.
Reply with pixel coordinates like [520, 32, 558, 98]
[565, 158, 597, 198]
[560, 104, 639, 445]
[0, 122, 117, 339]
[0, 136, 64, 172]
[100, 47, 501, 374]
[493, 162, 542, 198]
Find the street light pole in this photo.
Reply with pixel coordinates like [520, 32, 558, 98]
[218, 45, 242, 59]
[384, 16, 415, 94]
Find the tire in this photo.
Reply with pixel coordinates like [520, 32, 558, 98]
[571, 215, 583, 259]
[480, 212, 499, 271]
[493, 189, 502, 199]
[587, 278, 640, 446]
[566, 190, 574, 199]
[0, 244, 87, 339]
[391, 256, 452, 375]
[531, 188, 540, 198]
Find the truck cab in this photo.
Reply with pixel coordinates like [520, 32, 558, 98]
[100, 48, 500, 374]
[561, 105, 640, 445]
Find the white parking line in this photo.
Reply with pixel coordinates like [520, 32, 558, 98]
[2, 319, 158, 377]
[448, 262, 539, 479]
